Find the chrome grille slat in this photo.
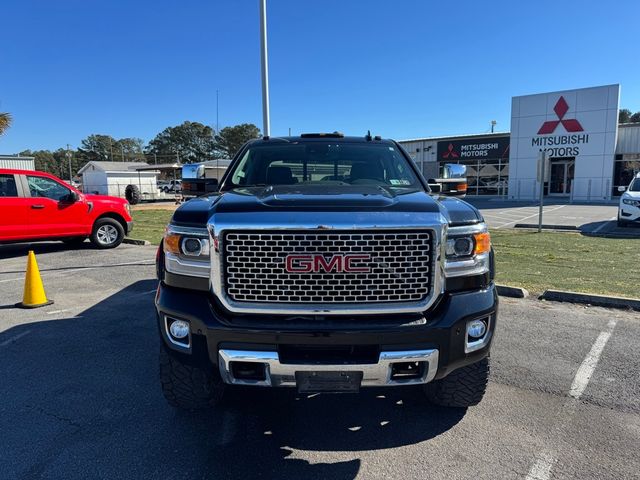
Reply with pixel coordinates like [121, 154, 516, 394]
[223, 230, 432, 304]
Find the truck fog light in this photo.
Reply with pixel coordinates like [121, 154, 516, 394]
[169, 319, 190, 339]
[467, 319, 487, 339]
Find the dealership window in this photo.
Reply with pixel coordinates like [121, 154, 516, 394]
[613, 154, 640, 196]
[439, 158, 509, 196]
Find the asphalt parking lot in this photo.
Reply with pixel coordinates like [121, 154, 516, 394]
[1, 243, 639, 479]
[466, 198, 640, 235]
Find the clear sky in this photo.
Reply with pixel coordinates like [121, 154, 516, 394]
[2, 0, 639, 153]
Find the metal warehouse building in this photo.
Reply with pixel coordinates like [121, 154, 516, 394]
[399, 84, 640, 201]
[0, 154, 35, 171]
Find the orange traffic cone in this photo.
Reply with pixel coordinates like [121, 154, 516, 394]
[17, 251, 54, 308]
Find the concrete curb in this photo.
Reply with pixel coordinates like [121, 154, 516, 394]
[123, 238, 151, 246]
[514, 223, 579, 231]
[540, 289, 640, 311]
[496, 285, 529, 298]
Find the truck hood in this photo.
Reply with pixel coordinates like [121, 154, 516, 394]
[83, 193, 129, 206]
[215, 185, 440, 213]
[171, 185, 483, 229]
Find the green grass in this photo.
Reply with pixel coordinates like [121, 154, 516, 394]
[129, 209, 640, 298]
[491, 230, 640, 298]
[129, 209, 173, 246]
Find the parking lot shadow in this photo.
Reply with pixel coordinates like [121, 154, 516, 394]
[0, 280, 465, 479]
[0, 240, 96, 260]
[580, 220, 640, 238]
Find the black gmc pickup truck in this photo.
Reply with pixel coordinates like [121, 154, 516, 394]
[155, 133, 497, 409]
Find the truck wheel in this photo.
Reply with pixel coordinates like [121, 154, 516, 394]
[424, 357, 490, 408]
[159, 343, 224, 410]
[125, 184, 141, 205]
[90, 218, 125, 249]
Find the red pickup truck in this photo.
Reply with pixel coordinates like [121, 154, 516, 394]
[0, 169, 133, 248]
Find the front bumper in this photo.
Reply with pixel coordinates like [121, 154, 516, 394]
[155, 283, 498, 385]
[126, 220, 134, 234]
[619, 204, 640, 222]
[218, 348, 439, 387]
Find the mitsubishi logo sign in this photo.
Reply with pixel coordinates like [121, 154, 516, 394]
[442, 143, 459, 159]
[537, 96, 584, 134]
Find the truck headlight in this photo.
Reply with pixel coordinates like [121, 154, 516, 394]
[444, 225, 491, 278]
[163, 225, 211, 278]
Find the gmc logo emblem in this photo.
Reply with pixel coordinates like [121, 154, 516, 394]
[285, 254, 371, 273]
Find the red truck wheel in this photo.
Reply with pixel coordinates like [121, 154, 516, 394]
[91, 218, 125, 249]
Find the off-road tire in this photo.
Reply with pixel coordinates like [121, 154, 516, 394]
[159, 342, 224, 410]
[424, 357, 490, 408]
[62, 236, 87, 246]
[90, 218, 125, 249]
[125, 184, 141, 205]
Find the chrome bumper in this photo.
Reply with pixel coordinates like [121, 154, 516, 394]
[218, 348, 439, 387]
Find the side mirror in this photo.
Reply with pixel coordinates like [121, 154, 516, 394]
[618, 186, 627, 192]
[63, 191, 79, 202]
[427, 180, 442, 194]
[443, 163, 467, 179]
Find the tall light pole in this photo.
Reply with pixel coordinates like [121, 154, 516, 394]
[259, 0, 271, 137]
[66, 144, 72, 181]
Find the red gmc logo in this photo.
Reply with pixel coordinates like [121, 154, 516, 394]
[285, 254, 371, 273]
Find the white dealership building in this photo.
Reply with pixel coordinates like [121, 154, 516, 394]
[400, 84, 640, 201]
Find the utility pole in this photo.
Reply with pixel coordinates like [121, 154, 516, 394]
[491, 120, 496, 133]
[154, 153, 157, 165]
[537, 150, 547, 233]
[121, 146, 125, 162]
[216, 89, 220, 133]
[259, 0, 271, 137]
[109, 138, 114, 161]
[66, 144, 72, 181]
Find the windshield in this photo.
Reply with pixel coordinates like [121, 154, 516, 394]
[223, 141, 422, 190]
[630, 178, 640, 192]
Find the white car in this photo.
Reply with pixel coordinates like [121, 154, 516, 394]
[618, 173, 640, 227]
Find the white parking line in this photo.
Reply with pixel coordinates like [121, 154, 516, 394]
[46, 309, 72, 315]
[569, 319, 617, 399]
[0, 261, 155, 284]
[591, 217, 616, 234]
[0, 330, 31, 347]
[525, 452, 555, 480]
[495, 205, 567, 229]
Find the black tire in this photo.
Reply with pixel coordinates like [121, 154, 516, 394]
[424, 357, 490, 408]
[62, 236, 87, 246]
[125, 184, 141, 205]
[159, 342, 224, 410]
[90, 218, 125, 249]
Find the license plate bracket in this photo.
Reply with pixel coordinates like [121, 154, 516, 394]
[295, 371, 363, 393]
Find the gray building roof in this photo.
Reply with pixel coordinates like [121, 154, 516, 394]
[78, 161, 149, 175]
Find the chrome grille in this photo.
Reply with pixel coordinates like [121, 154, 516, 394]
[223, 230, 432, 304]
